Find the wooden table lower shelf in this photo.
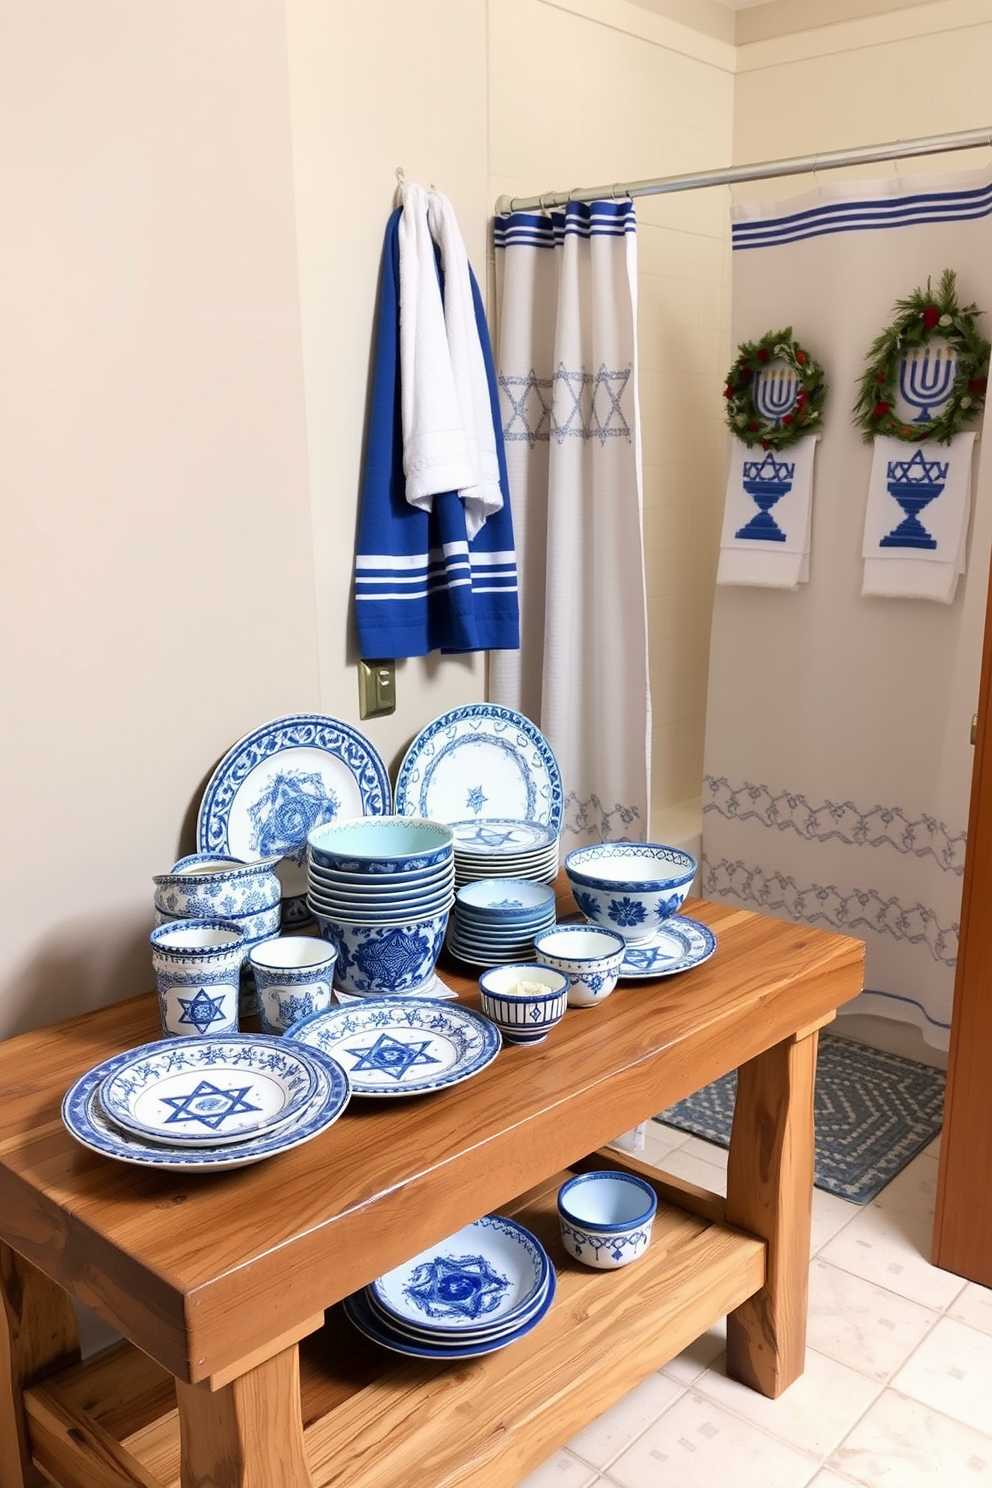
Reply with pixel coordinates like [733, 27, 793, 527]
[24, 1157, 765, 1488]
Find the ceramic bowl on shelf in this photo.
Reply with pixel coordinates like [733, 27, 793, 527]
[531, 924, 626, 1007]
[563, 842, 697, 944]
[154, 900, 282, 945]
[556, 1170, 657, 1269]
[477, 963, 569, 1045]
[312, 907, 450, 997]
[152, 854, 282, 918]
[307, 816, 453, 875]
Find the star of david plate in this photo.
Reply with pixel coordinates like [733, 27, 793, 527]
[370, 1213, 550, 1334]
[62, 1044, 350, 1171]
[618, 916, 717, 979]
[343, 1270, 556, 1359]
[393, 708, 563, 831]
[197, 714, 391, 910]
[448, 818, 559, 854]
[285, 998, 501, 1098]
[364, 1269, 553, 1345]
[97, 1035, 321, 1146]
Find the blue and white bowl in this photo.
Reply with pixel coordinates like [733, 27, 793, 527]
[312, 908, 450, 997]
[564, 842, 697, 944]
[455, 878, 556, 923]
[153, 854, 282, 918]
[308, 816, 453, 875]
[477, 963, 569, 1045]
[556, 1170, 657, 1269]
[532, 924, 626, 1008]
[154, 899, 282, 946]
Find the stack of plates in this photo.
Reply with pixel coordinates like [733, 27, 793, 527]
[60, 1034, 350, 1172]
[447, 878, 558, 969]
[344, 1213, 556, 1360]
[449, 818, 561, 889]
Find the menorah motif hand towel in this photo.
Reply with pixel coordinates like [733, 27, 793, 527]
[862, 433, 976, 602]
[717, 435, 818, 589]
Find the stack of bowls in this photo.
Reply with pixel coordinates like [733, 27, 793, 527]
[447, 878, 557, 968]
[448, 819, 560, 889]
[307, 817, 455, 998]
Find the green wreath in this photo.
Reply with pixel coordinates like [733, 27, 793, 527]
[722, 328, 827, 451]
[853, 268, 990, 444]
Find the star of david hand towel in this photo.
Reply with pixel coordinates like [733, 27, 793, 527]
[398, 183, 502, 539]
[862, 433, 976, 603]
[717, 433, 818, 589]
[354, 206, 519, 659]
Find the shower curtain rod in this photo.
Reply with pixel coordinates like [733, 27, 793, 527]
[494, 126, 992, 215]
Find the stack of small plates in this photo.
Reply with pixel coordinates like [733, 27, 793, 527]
[447, 878, 558, 969]
[449, 819, 560, 889]
[343, 1213, 556, 1360]
[60, 1034, 350, 1172]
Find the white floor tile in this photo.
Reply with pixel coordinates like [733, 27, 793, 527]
[648, 1142, 727, 1195]
[810, 1188, 861, 1255]
[806, 1258, 939, 1382]
[660, 1322, 726, 1386]
[949, 1281, 992, 1337]
[890, 1315, 992, 1435]
[817, 1199, 967, 1310]
[806, 1472, 864, 1487]
[687, 1345, 882, 1458]
[607, 1390, 820, 1488]
[566, 1371, 683, 1469]
[869, 1151, 938, 1220]
[680, 1134, 730, 1174]
[515, 1448, 602, 1488]
[641, 1120, 692, 1163]
[827, 1387, 992, 1486]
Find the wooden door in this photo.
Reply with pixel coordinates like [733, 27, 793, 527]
[932, 554, 992, 1285]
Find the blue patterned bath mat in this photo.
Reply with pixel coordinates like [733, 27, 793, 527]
[654, 1032, 945, 1204]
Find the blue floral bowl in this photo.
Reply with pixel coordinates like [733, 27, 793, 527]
[531, 923, 626, 1007]
[312, 907, 450, 996]
[563, 842, 697, 944]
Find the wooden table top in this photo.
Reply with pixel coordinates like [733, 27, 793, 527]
[0, 890, 863, 1384]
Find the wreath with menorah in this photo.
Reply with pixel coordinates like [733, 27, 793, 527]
[723, 328, 827, 451]
[853, 268, 990, 444]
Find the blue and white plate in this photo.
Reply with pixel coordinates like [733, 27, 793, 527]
[343, 1270, 556, 1359]
[394, 708, 563, 831]
[370, 1212, 550, 1334]
[62, 1044, 350, 1171]
[618, 916, 717, 979]
[455, 878, 557, 920]
[286, 998, 501, 1098]
[197, 714, 391, 914]
[449, 818, 559, 855]
[97, 1035, 320, 1146]
[365, 1270, 553, 1346]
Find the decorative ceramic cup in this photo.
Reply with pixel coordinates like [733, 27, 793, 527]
[531, 924, 626, 1008]
[149, 919, 245, 1038]
[248, 936, 337, 1035]
[477, 963, 569, 1045]
[556, 1170, 658, 1269]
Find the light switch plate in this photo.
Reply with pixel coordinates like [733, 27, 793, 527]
[358, 659, 396, 719]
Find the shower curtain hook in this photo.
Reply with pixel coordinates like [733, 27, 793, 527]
[394, 165, 406, 207]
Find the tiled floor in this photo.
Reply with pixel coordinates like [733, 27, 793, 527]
[517, 1123, 992, 1488]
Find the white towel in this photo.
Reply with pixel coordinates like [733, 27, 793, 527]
[716, 434, 818, 590]
[398, 183, 474, 512]
[427, 190, 503, 537]
[861, 432, 975, 604]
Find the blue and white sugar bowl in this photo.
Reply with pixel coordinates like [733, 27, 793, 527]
[556, 1170, 657, 1269]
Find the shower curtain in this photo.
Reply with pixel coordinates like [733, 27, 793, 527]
[703, 166, 992, 1051]
[491, 201, 651, 847]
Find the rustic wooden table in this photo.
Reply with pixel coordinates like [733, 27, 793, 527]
[0, 888, 863, 1488]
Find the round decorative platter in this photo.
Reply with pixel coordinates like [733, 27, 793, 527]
[343, 1273, 557, 1359]
[393, 707, 564, 831]
[370, 1213, 550, 1334]
[197, 714, 391, 907]
[62, 1044, 351, 1171]
[97, 1034, 321, 1147]
[618, 916, 717, 979]
[286, 998, 501, 1098]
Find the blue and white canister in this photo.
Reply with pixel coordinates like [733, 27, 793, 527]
[149, 919, 245, 1038]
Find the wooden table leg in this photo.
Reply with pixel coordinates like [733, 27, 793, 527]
[724, 1029, 818, 1399]
[176, 1341, 311, 1488]
[0, 1240, 81, 1488]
